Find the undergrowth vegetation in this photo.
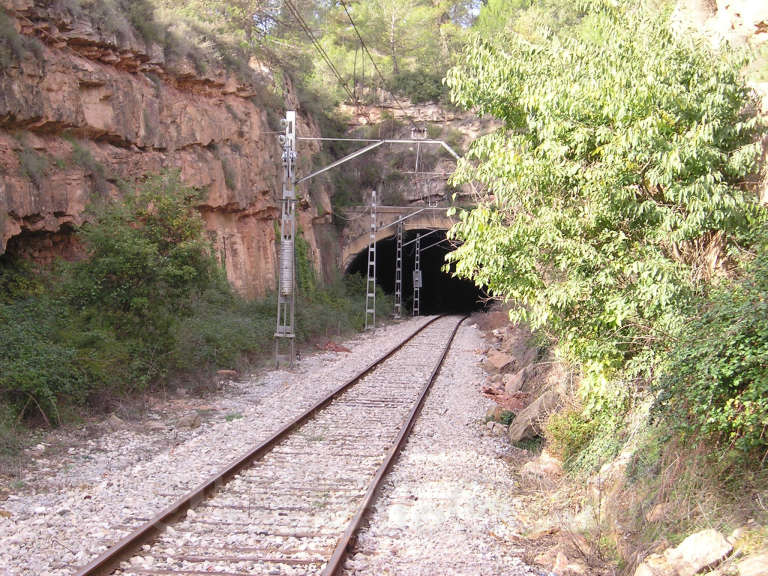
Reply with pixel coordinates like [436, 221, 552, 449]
[656, 238, 768, 455]
[447, 0, 768, 561]
[0, 172, 389, 445]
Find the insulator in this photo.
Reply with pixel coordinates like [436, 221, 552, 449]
[279, 239, 294, 296]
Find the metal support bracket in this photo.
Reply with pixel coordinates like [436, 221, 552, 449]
[275, 111, 297, 368]
[365, 190, 377, 330]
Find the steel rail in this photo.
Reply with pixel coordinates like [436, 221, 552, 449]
[73, 315, 443, 576]
[323, 315, 467, 575]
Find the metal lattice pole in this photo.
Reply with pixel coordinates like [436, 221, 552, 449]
[413, 233, 421, 316]
[365, 190, 377, 330]
[274, 111, 297, 368]
[394, 221, 403, 318]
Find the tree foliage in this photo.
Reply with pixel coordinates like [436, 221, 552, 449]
[445, 1, 765, 392]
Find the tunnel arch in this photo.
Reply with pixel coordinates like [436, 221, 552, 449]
[346, 228, 487, 315]
[340, 207, 455, 271]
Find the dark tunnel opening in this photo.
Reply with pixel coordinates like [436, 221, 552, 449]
[346, 229, 487, 315]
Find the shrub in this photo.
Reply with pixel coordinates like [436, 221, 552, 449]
[0, 297, 88, 424]
[171, 291, 276, 372]
[221, 156, 237, 191]
[545, 406, 597, 465]
[68, 139, 108, 194]
[122, 0, 164, 45]
[77, 0, 132, 42]
[0, 403, 21, 458]
[655, 238, 768, 454]
[18, 147, 49, 188]
[393, 70, 446, 103]
[445, 0, 765, 388]
[0, 170, 386, 425]
[0, 9, 29, 67]
[68, 171, 217, 328]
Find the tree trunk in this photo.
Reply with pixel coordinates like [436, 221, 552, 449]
[390, 13, 399, 75]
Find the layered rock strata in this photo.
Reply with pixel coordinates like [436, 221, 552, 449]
[0, 0, 332, 298]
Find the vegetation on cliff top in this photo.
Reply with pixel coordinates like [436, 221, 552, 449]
[25, 0, 477, 115]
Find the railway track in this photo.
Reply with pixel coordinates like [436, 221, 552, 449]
[74, 314, 466, 576]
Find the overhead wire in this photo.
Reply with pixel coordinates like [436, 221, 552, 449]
[337, 0, 420, 132]
[282, 0, 357, 103]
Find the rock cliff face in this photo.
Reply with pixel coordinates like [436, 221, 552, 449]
[0, 0, 333, 298]
[675, 0, 768, 49]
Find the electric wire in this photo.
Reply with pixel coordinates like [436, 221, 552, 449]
[338, 0, 420, 132]
[283, 0, 354, 101]
[282, 0, 357, 103]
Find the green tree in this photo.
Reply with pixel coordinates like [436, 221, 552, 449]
[445, 0, 765, 392]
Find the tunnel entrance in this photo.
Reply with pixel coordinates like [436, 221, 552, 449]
[346, 229, 486, 315]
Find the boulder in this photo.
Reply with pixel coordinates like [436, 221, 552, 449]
[672, 529, 733, 575]
[534, 543, 588, 575]
[486, 350, 515, 373]
[521, 450, 563, 477]
[485, 405, 505, 421]
[737, 553, 768, 576]
[488, 422, 507, 436]
[635, 553, 674, 576]
[634, 529, 733, 576]
[105, 414, 125, 431]
[503, 367, 526, 394]
[507, 390, 558, 442]
[176, 412, 201, 429]
[489, 373, 504, 385]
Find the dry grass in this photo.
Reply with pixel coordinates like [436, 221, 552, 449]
[611, 435, 768, 574]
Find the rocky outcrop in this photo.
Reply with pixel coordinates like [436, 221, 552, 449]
[634, 529, 733, 576]
[674, 1, 768, 48]
[0, 0, 332, 298]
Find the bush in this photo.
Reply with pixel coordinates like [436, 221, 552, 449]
[0, 403, 21, 458]
[68, 139, 108, 194]
[171, 290, 276, 372]
[0, 9, 40, 68]
[545, 407, 597, 465]
[0, 298, 88, 424]
[655, 239, 768, 454]
[18, 147, 49, 188]
[393, 70, 446, 103]
[445, 0, 765, 396]
[0, 170, 387, 426]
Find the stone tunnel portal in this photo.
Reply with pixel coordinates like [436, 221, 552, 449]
[346, 229, 487, 315]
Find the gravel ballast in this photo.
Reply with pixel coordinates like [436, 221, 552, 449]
[0, 318, 432, 576]
[341, 321, 537, 576]
[0, 317, 537, 576]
